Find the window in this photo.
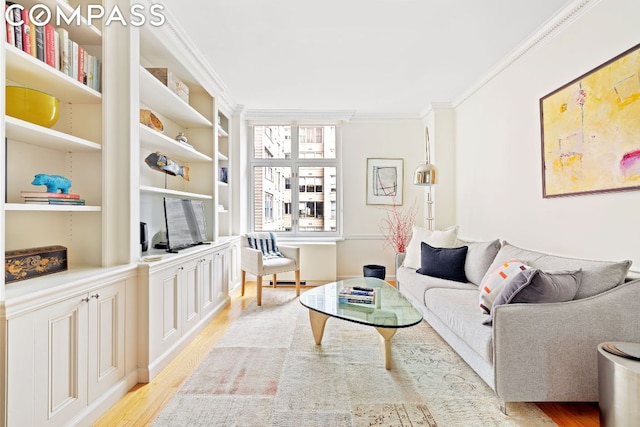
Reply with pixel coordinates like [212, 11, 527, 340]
[250, 125, 339, 237]
[264, 193, 273, 222]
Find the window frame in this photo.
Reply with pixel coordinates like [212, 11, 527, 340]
[248, 124, 342, 240]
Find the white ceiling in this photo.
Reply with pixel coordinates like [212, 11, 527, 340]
[162, 0, 574, 116]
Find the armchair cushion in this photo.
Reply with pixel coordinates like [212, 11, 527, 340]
[246, 232, 283, 259]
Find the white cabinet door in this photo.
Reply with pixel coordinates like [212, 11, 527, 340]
[33, 295, 89, 427]
[181, 257, 201, 332]
[214, 248, 228, 304]
[87, 279, 126, 403]
[148, 265, 182, 361]
[200, 252, 216, 315]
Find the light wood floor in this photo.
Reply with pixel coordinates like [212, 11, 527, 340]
[94, 282, 600, 426]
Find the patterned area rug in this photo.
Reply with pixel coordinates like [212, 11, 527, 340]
[153, 290, 556, 426]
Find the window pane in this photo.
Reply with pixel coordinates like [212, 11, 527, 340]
[253, 166, 292, 231]
[254, 126, 291, 159]
[298, 167, 336, 232]
[298, 126, 335, 159]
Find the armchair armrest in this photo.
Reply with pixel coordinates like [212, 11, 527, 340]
[278, 245, 300, 268]
[241, 246, 263, 275]
[493, 279, 640, 403]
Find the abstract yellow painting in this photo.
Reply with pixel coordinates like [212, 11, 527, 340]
[540, 43, 640, 197]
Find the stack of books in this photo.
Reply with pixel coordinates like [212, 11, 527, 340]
[4, 2, 102, 92]
[338, 286, 376, 305]
[21, 191, 86, 206]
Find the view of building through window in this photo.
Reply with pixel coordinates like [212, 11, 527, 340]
[252, 125, 338, 234]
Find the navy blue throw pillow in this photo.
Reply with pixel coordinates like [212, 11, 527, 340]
[417, 242, 468, 282]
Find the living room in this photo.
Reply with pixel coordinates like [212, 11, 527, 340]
[2, 0, 639, 425]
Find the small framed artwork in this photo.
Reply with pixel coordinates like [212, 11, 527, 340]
[366, 158, 403, 205]
[540, 42, 640, 197]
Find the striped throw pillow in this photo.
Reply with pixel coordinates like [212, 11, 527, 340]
[246, 232, 283, 259]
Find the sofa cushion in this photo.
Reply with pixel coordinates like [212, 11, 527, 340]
[424, 288, 493, 363]
[397, 266, 476, 309]
[485, 242, 632, 299]
[417, 242, 468, 282]
[479, 260, 531, 314]
[403, 225, 458, 270]
[482, 268, 583, 325]
[455, 238, 501, 286]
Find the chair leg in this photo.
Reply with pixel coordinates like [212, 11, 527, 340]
[241, 270, 246, 296]
[295, 269, 301, 297]
[272, 274, 277, 288]
[256, 275, 263, 306]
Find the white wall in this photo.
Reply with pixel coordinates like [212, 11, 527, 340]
[455, 0, 640, 270]
[337, 120, 428, 279]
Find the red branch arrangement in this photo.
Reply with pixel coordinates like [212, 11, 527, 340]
[379, 202, 417, 253]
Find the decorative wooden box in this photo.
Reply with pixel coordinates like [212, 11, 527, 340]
[5, 245, 68, 283]
[145, 67, 190, 103]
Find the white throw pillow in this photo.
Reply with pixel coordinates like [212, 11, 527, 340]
[479, 260, 531, 314]
[403, 225, 459, 270]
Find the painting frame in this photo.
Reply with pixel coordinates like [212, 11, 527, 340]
[540, 42, 640, 198]
[366, 158, 403, 205]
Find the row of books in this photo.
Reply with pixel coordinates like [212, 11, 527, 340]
[21, 191, 86, 206]
[5, 2, 102, 92]
[338, 286, 376, 305]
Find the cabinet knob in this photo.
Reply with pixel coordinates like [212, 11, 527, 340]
[81, 297, 90, 303]
[91, 293, 100, 299]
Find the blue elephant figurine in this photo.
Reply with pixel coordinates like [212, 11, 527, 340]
[31, 174, 72, 194]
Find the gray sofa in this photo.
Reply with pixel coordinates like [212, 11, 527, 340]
[396, 239, 640, 412]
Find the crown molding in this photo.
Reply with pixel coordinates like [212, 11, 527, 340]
[349, 112, 423, 123]
[419, 102, 454, 119]
[453, 0, 599, 108]
[244, 109, 357, 124]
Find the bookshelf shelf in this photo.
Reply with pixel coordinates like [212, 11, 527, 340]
[217, 125, 228, 137]
[139, 67, 213, 128]
[5, 116, 102, 152]
[5, 45, 102, 103]
[140, 185, 213, 200]
[140, 125, 212, 162]
[5, 203, 101, 212]
[218, 152, 228, 161]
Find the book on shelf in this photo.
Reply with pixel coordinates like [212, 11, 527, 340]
[44, 24, 56, 68]
[25, 198, 85, 205]
[5, 4, 15, 47]
[20, 6, 30, 55]
[57, 28, 69, 75]
[9, 2, 22, 51]
[21, 191, 81, 199]
[48, 199, 85, 205]
[34, 25, 45, 62]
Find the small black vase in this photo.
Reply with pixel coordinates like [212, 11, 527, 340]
[363, 264, 386, 280]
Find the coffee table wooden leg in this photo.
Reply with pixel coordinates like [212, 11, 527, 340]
[375, 327, 397, 370]
[308, 309, 329, 345]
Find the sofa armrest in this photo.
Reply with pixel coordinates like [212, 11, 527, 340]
[493, 278, 640, 403]
[241, 246, 263, 274]
[278, 245, 300, 268]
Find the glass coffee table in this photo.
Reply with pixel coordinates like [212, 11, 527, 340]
[299, 277, 423, 369]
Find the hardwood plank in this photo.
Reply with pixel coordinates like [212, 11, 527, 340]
[93, 282, 600, 426]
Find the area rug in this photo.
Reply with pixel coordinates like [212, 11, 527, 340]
[152, 290, 557, 426]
